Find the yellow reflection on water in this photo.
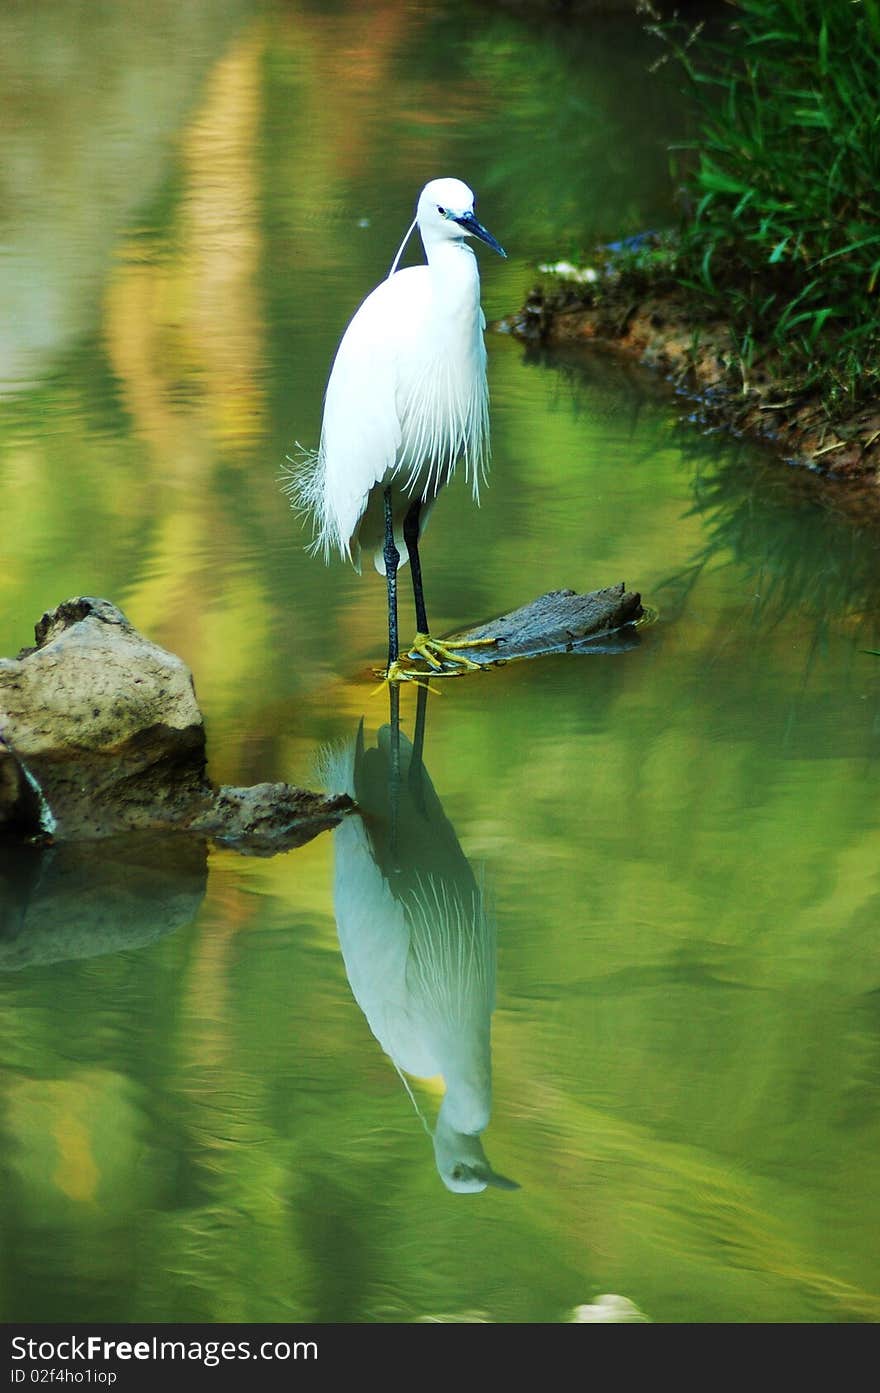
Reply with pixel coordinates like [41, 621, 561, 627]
[105, 27, 267, 463]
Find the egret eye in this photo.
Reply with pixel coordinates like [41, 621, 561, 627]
[437, 206, 446, 216]
[452, 1165, 464, 1180]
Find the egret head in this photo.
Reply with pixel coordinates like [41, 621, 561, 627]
[417, 178, 506, 258]
[433, 1097, 519, 1194]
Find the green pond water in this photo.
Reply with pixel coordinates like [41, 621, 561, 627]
[2, 0, 880, 1325]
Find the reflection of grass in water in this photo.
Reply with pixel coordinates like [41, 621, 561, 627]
[546, 1095, 880, 1323]
[656, 1190, 880, 1321]
[664, 434, 880, 641]
[500, 339, 880, 645]
[403, 7, 685, 254]
[146, 1086, 880, 1314]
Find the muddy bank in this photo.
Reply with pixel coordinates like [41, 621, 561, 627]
[0, 598, 352, 849]
[504, 265, 880, 489]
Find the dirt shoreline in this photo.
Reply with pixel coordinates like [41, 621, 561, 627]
[501, 271, 880, 493]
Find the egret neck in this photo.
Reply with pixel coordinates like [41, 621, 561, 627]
[421, 237, 484, 339]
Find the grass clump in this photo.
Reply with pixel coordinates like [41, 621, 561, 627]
[658, 0, 880, 415]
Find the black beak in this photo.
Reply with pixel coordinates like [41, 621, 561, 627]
[484, 1170, 520, 1191]
[454, 211, 507, 258]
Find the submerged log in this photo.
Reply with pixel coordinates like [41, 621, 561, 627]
[0, 598, 353, 847]
[441, 583, 644, 666]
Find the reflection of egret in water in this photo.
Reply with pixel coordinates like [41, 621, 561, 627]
[325, 686, 516, 1194]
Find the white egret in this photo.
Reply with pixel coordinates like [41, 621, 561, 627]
[324, 689, 517, 1192]
[289, 177, 506, 680]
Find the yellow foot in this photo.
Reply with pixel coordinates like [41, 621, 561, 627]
[371, 634, 498, 688]
[371, 659, 436, 690]
[386, 658, 422, 683]
[407, 632, 498, 672]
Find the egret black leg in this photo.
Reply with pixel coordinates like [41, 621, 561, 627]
[402, 497, 496, 675]
[404, 501, 428, 637]
[388, 679, 401, 865]
[408, 678, 429, 814]
[412, 677, 428, 769]
[383, 487, 400, 672]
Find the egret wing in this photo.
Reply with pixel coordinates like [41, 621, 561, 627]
[315, 268, 431, 561]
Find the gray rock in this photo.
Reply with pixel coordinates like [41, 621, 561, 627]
[2, 597, 202, 755]
[0, 598, 352, 846]
[0, 598, 208, 839]
[190, 784, 354, 856]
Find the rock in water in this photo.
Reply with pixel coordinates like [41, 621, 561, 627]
[0, 598, 208, 839]
[2, 597, 203, 754]
[0, 598, 352, 846]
